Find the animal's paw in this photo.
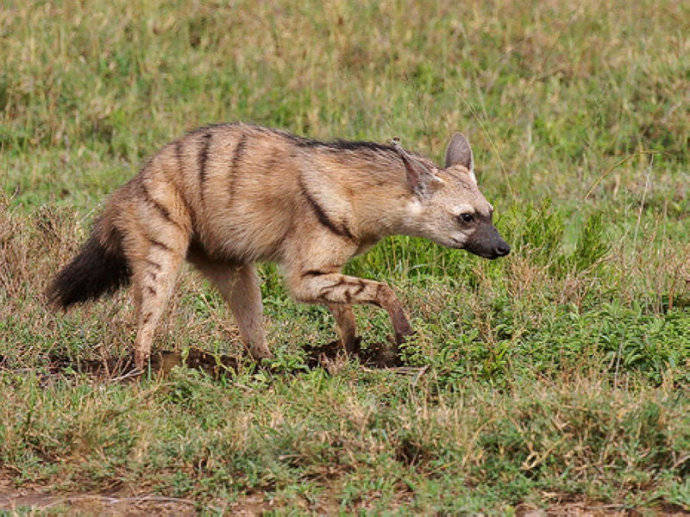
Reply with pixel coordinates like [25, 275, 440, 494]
[249, 344, 274, 362]
[344, 335, 362, 355]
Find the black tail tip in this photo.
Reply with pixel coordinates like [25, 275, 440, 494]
[47, 235, 131, 309]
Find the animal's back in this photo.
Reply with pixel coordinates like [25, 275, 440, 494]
[134, 123, 305, 264]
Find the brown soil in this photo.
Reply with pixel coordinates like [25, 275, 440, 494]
[0, 338, 404, 382]
[0, 483, 195, 515]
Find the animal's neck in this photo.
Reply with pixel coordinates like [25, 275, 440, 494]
[309, 148, 418, 242]
[349, 181, 415, 242]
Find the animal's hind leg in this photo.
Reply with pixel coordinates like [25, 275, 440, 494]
[328, 304, 360, 353]
[192, 260, 272, 361]
[130, 239, 187, 370]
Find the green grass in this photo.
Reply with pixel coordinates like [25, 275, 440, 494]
[1, 0, 688, 513]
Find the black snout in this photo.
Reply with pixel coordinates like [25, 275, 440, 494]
[494, 241, 510, 257]
[463, 222, 510, 260]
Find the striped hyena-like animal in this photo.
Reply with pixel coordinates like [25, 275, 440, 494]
[48, 123, 510, 370]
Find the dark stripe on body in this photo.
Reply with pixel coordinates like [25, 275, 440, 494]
[370, 284, 383, 307]
[139, 182, 183, 231]
[302, 269, 328, 278]
[298, 179, 354, 240]
[170, 139, 196, 230]
[339, 279, 367, 294]
[149, 238, 172, 253]
[228, 133, 247, 198]
[198, 131, 213, 192]
[354, 280, 365, 294]
[175, 140, 184, 167]
[144, 259, 161, 271]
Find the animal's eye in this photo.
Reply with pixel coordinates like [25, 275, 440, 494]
[459, 212, 474, 223]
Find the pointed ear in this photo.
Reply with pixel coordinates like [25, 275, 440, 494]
[445, 133, 474, 169]
[391, 138, 442, 196]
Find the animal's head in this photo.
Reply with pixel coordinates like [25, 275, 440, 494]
[395, 134, 510, 259]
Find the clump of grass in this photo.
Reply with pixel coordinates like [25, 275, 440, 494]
[1, 369, 687, 512]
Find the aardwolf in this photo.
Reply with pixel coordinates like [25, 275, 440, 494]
[48, 123, 510, 369]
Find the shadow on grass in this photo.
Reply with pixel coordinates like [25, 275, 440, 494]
[0, 339, 404, 382]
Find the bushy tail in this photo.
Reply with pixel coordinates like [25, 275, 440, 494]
[47, 223, 131, 309]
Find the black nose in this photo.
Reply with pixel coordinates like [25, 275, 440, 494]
[495, 242, 510, 257]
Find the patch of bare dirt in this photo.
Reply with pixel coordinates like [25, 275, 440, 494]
[0, 488, 195, 515]
[306, 337, 403, 369]
[0, 338, 405, 383]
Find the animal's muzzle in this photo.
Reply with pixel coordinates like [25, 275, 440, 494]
[493, 240, 510, 257]
[464, 223, 510, 260]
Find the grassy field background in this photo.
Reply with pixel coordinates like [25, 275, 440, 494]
[1, 0, 689, 513]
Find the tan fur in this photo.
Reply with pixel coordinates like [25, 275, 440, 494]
[55, 123, 507, 369]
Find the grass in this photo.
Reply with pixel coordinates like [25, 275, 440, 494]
[1, 0, 689, 513]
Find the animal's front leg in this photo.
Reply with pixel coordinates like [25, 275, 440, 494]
[288, 271, 413, 345]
